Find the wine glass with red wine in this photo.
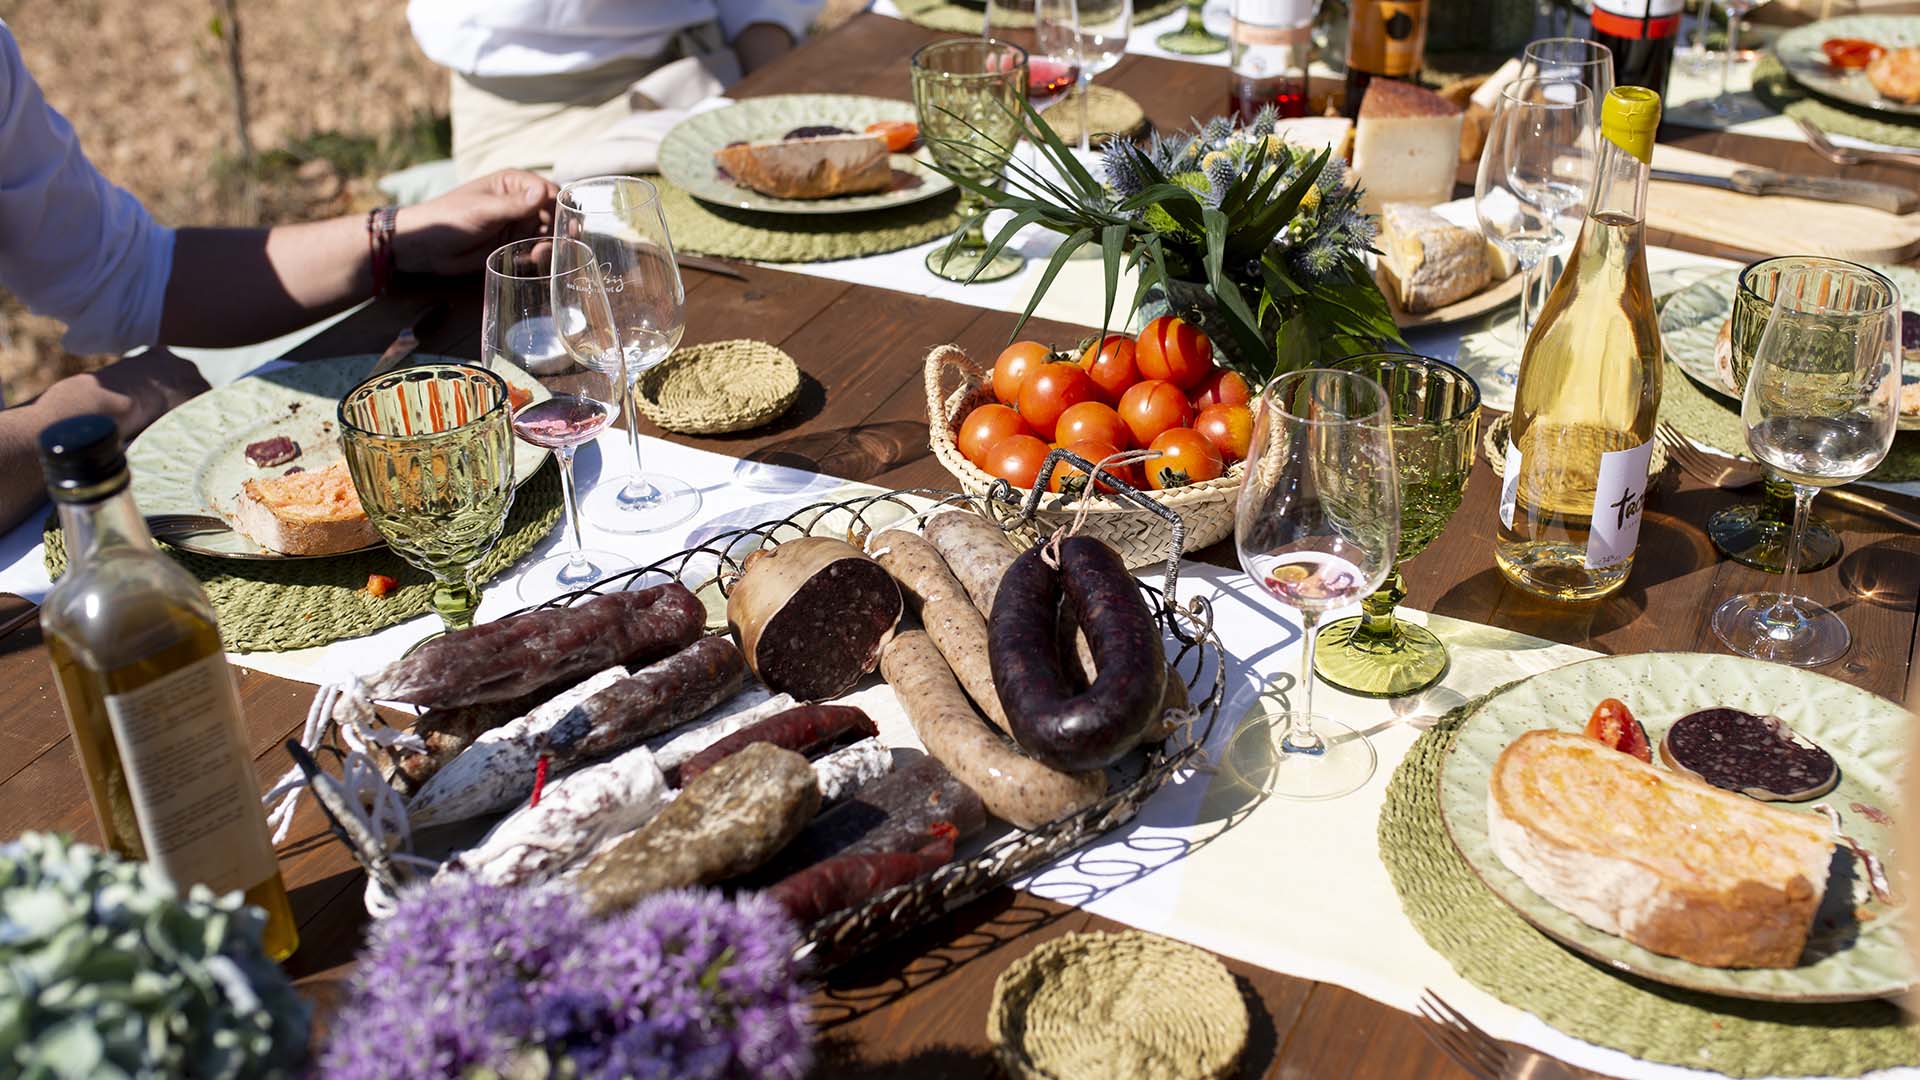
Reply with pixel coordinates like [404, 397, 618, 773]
[482, 236, 633, 601]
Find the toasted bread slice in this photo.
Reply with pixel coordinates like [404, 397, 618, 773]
[1488, 729, 1834, 969]
[713, 133, 892, 199]
[229, 461, 380, 556]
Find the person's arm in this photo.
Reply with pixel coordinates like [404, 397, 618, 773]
[717, 1, 820, 72]
[732, 22, 796, 73]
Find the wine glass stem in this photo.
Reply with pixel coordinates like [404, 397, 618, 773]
[432, 566, 481, 631]
[1185, 0, 1205, 34]
[1763, 482, 1817, 626]
[1287, 609, 1325, 753]
[1720, 6, 1740, 101]
[620, 376, 656, 502]
[1078, 71, 1091, 155]
[1356, 568, 1405, 640]
[1517, 255, 1537, 340]
[555, 444, 591, 577]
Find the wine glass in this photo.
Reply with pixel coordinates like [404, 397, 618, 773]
[1036, 0, 1132, 155]
[913, 38, 1029, 284]
[1158, 0, 1228, 55]
[1230, 369, 1400, 799]
[1712, 0, 1771, 119]
[482, 237, 631, 601]
[1314, 353, 1479, 698]
[339, 364, 515, 634]
[1711, 262, 1901, 667]
[556, 175, 700, 535]
[1706, 255, 1856, 576]
[1518, 38, 1615, 118]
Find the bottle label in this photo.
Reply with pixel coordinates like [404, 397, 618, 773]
[1591, 0, 1682, 40]
[105, 653, 278, 897]
[1499, 443, 1522, 530]
[1585, 439, 1656, 569]
[1379, 1, 1425, 74]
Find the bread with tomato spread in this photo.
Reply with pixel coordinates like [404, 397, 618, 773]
[228, 461, 380, 556]
[1487, 729, 1834, 969]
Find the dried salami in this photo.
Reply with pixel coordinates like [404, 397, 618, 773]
[437, 743, 668, 887]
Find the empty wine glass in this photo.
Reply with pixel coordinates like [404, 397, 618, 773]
[482, 237, 631, 601]
[1518, 37, 1616, 119]
[1230, 369, 1400, 800]
[557, 175, 700, 535]
[1712, 0, 1772, 119]
[1036, 0, 1131, 154]
[1711, 262, 1901, 667]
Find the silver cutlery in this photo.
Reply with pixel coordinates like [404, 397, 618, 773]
[1792, 115, 1920, 170]
[1415, 991, 1591, 1080]
[1649, 167, 1919, 215]
[145, 514, 235, 543]
[366, 302, 449, 378]
[1653, 422, 1920, 530]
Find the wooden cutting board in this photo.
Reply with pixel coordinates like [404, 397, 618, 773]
[1646, 144, 1920, 264]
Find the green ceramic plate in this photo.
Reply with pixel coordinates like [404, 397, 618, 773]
[658, 94, 954, 215]
[1657, 264, 1920, 430]
[127, 355, 550, 560]
[1437, 652, 1912, 1003]
[1775, 15, 1920, 117]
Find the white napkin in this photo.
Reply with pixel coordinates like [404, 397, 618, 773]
[552, 56, 739, 182]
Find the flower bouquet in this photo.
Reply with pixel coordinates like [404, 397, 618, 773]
[927, 101, 1405, 382]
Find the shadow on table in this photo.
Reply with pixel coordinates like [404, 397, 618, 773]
[735, 420, 932, 483]
[1838, 536, 1920, 613]
[813, 1037, 996, 1079]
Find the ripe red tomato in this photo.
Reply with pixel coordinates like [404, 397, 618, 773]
[983, 434, 1051, 490]
[1135, 315, 1215, 390]
[1193, 404, 1253, 464]
[957, 403, 1034, 467]
[1053, 400, 1133, 450]
[1078, 333, 1140, 405]
[993, 341, 1052, 408]
[1049, 438, 1142, 495]
[1584, 698, 1652, 763]
[1117, 379, 1194, 449]
[1144, 428, 1225, 490]
[1017, 362, 1098, 441]
[1822, 37, 1884, 69]
[1189, 368, 1251, 409]
[865, 119, 920, 151]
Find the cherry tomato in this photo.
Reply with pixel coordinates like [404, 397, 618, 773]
[957, 403, 1034, 467]
[1189, 368, 1251, 409]
[983, 433, 1051, 490]
[1193, 403, 1254, 464]
[993, 341, 1053, 408]
[1049, 439, 1141, 495]
[1078, 333, 1140, 405]
[1584, 697, 1652, 763]
[1117, 379, 1195, 449]
[865, 119, 920, 151]
[364, 573, 398, 598]
[1054, 400, 1133, 450]
[1017, 362, 1098, 441]
[1145, 428, 1225, 490]
[1822, 37, 1884, 69]
[1135, 315, 1215, 390]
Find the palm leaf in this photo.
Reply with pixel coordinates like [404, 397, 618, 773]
[1006, 226, 1095, 344]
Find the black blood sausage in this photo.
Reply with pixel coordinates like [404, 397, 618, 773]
[1659, 708, 1840, 802]
[727, 537, 903, 701]
[989, 538, 1165, 772]
[538, 636, 748, 769]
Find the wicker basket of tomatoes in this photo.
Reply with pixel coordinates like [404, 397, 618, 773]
[925, 316, 1249, 567]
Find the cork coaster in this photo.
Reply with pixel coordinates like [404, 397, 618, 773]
[653, 172, 966, 264]
[893, 0, 1183, 32]
[1037, 85, 1150, 148]
[636, 339, 801, 435]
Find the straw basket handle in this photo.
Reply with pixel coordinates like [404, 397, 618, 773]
[925, 343, 992, 434]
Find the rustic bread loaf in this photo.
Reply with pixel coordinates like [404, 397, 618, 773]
[713, 133, 892, 199]
[229, 460, 380, 556]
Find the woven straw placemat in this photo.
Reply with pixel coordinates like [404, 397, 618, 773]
[894, 0, 1182, 32]
[1036, 86, 1149, 148]
[43, 463, 563, 653]
[989, 930, 1248, 1080]
[1661, 359, 1920, 482]
[1751, 55, 1920, 152]
[637, 339, 801, 434]
[1379, 693, 1920, 1078]
[653, 172, 966, 264]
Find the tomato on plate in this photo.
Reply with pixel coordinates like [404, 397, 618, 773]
[1049, 438, 1141, 495]
[1017, 362, 1098, 441]
[957, 403, 1034, 467]
[866, 119, 920, 152]
[983, 434, 1051, 489]
[1822, 37, 1885, 69]
[364, 573, 398, 598]
[1054, 400, 1133, 450]
[993, 341, 1053, 407]
[1135, 315, 1215, 390]
[1144, 428, 1224, 490]
[1189, 368, 1251, 409]
[1193, 403, 1253, 464]
[1117, 379, 1195, 448]
[1078, 333, 1140, 405]
[1584, 697, 1653, 763]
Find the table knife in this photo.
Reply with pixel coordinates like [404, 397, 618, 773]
[1651, 168, 1920, 215]
[366, 302, 449, 378]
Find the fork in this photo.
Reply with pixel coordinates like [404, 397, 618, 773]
[1653, 422, 1920, 530]
[144, 514, 235, 542]
[1791, 115, 1920, 170]
[1415, 991, 1591, 1080]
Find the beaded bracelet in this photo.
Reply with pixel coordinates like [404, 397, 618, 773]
[366, 205, 399, 297]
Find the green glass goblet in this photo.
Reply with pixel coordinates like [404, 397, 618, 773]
[1314, 353, 1479, 698]
[912, 38, 1028, 284]
[1157, 0, 1229, 54]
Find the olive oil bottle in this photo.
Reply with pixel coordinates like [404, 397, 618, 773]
[1496, 86, 1664, 602]
[38, 416, 297, 961]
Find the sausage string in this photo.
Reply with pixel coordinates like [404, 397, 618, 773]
[1039, 447, 1163, 570]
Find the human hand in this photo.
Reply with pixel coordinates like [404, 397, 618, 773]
[393, 170, 559, 277]
[41, 349, 211, 437]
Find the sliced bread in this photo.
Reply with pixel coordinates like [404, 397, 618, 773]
[1488, 729, 1834, 969]
[713, 133, 892, 199]
[229, 460, 381, 556]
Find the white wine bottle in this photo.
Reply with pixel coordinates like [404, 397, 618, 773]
[1496, 86, 1664, 602]
[38, 415, 298, 961]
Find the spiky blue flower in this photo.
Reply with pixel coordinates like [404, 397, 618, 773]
[1102, 140, 1148, 201]
[1200, 115, 1234, 145]
[1204, 152, 1239, 205]
[1251, 105, 1278, 138]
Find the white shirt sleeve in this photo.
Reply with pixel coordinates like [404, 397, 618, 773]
[715, 0, 824, 42]
[0, 21, 174, 356]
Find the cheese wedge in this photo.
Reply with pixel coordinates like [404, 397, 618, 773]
[1488, 729, 1834, 969]
[713, 133, 892, 200]
[1352, 79, 1464, 212]
[1269, 116, 1354, 160]
[1376, 202, 1491, 312]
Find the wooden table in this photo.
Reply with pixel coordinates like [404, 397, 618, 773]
[7, 14, 1919, 1077]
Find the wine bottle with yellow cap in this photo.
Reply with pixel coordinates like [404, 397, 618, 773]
[1496, 86, 1664, 603]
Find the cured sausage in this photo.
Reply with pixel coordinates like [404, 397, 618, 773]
[989, 538, 1164, 771]
[647, 691, 798, 773]
[437, 743, 668, 887]
[387, 675, 593, 792]
[765, 824, 958, 925]
[747, 753, 982, 884]
[727, 537, 903, 701]
[881, 627, 1105, 830]
[922, 510, 1020, 617]
[812, 738, 893, 806]
[667, 705, 877, 786]
[576, 743, 820, 915]
[872, 529, 1009, 734]
[537, 636, 748, 771]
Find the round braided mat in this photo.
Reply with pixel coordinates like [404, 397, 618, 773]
[1660, 359, 1920, 482]
[894, 0, 1183, 32]
[636, 339, 801, 434]
[988, 930, 1248, 1080]
[1036, 86, 1150, 148]
[653, 172, 966, 264]
[43, 462, 563, 654]
[1751, 55, 1920, 152]
[1379, 693, 1920, 1078]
